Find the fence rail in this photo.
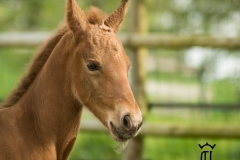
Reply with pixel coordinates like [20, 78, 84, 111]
[1, 32, 240, 49]
[80, 120, 240, 139]
[1, 99, 239, 138]
[148, 103, 240, 110]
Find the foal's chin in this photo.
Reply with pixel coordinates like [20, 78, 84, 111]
[109, 122, 141, 143]
[110, 133, 132, 143]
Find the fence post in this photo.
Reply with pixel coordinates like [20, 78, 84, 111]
[123, 0, 148, 160]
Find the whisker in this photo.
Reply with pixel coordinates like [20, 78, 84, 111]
[111, 140, 129, 154]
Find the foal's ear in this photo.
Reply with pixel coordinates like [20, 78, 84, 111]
[66, 0, 89, 36]
[104, 0, 129, 33]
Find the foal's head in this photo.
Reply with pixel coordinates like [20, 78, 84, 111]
[67, 0, 142, 142]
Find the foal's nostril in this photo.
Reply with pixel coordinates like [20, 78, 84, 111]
[122, 114, 132, 130]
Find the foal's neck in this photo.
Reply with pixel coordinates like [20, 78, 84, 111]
[18, 32, 83, 156]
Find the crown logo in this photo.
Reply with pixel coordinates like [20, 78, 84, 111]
[198, 142, 216, 150]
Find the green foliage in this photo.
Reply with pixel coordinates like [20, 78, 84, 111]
[0, 0, 125, 31]
[2, 0, 240, 34]
[0, 48, 33, 99]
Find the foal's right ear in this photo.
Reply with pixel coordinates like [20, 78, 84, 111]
[66, 0, 89, 36]
[104, 0, 129, 33]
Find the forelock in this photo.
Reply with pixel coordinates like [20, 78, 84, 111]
[86, 6, 107, 25]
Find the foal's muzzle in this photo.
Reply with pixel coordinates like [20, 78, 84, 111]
[110, 114, 143, 142]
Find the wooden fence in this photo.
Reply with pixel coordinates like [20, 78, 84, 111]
[80, 120, 240, 139]
[1, 32, 240, 49]
[0, 97, 239, 138]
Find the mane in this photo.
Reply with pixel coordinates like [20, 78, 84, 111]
[1, 25, 68, 108]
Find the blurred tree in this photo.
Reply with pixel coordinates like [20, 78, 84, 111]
[22, 0, 44, 30]
[1, 0, 240, 34]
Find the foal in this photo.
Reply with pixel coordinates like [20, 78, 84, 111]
[0, 0, 142, 159]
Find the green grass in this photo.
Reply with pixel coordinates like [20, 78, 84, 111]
[144, 137, 240, 160]
[1, 48, 240, 160]
[211, 79, 239, 103]
[70, 133, 123, 160]
[147, 71, 199, 84]
[68, 132, 240, 160]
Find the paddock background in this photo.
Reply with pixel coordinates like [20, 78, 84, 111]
[1, 0, 240, 160]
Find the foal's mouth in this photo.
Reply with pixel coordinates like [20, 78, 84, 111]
[110, 122, 142, 142]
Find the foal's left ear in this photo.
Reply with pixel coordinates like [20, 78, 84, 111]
[104, 0, 129, 33]
[66, 0, 89, 36]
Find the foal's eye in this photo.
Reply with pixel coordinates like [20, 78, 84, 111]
[87, 63, 99, 71]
